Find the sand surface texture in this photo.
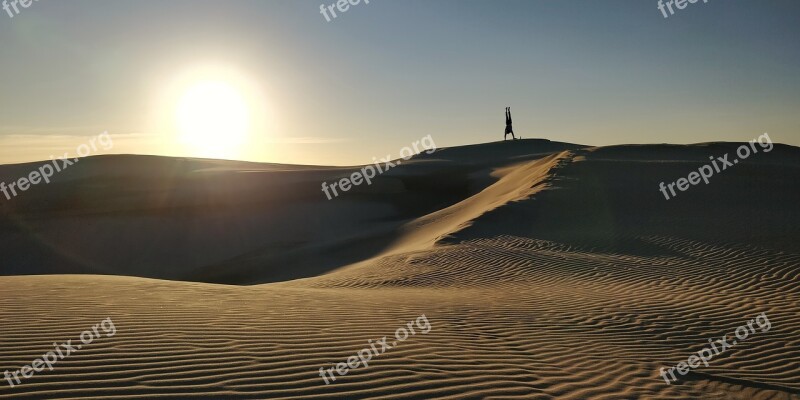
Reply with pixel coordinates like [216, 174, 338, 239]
[1, 140, 799, 399]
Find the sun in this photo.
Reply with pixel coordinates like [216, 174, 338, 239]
[153, 64, 272, 161]
[175, 80, 250, 159]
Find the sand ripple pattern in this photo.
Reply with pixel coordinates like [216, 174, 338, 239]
[2, 233, 799, 399]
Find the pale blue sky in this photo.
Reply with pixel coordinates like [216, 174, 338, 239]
[0, 0, 798, 165]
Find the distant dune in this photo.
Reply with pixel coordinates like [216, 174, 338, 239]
[1, 139, 799, 399]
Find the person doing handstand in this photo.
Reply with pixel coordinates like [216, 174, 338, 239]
[505, 107, 516, 141]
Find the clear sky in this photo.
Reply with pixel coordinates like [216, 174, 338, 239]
[0, 0, 798, 165]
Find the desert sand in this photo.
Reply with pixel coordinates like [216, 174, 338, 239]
[1, 139, 799, 399]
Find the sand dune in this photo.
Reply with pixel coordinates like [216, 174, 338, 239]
[1, 140, 799, 399]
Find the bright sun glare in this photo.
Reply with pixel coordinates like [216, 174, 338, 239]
[175, 80, 250, 159]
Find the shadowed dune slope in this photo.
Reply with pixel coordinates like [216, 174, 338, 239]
[0, 140, 582, 283]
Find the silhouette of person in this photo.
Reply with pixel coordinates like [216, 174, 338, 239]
[505, 107, 516, 141]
